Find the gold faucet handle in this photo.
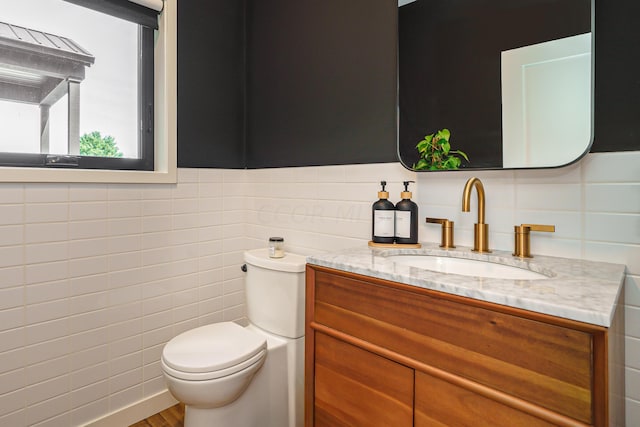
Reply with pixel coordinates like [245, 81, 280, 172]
[426, 217, 452, 225]
[513, 224, 555, 258]
[426, 217, 455, 249]
[520, 224, 555, 233]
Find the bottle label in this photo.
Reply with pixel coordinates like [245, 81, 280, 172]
[395, 210, 411, 238]
[374, 210, 395, 237]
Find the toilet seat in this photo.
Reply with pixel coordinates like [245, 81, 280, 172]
[162, 322, 267, 381]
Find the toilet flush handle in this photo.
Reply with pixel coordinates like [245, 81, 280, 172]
[241, 264, 247, 272]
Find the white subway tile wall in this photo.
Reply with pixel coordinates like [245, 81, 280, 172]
[0, 152, 637, 425]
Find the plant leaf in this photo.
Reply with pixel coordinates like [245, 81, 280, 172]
[451, 150, 469, 162]
[413, 159, 428, 170]
[436, 128, 450, 142]
[441, 140, 451, 155]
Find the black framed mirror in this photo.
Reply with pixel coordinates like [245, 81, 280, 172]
[398, 0, 593, 171]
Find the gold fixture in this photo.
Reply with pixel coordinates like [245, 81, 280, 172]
[462, 177, 491, 253]
[426, 217, 455, 248]
[513, 224, 555, 258]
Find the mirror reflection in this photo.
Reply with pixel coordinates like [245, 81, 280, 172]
[398, 0, 593, 171]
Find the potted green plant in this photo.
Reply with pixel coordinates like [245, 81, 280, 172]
[413, 128, 469, 170]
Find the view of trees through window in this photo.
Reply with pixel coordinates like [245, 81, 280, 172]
[79, 131, 123, 158]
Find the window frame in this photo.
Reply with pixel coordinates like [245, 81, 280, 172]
[0, 0, 176, 183]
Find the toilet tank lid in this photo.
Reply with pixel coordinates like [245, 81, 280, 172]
[244, 248, 307, 273]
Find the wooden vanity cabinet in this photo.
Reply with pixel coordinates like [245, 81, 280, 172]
[305, 265, 623, 427]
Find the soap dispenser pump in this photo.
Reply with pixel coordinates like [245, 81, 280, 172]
[372, 181, 395, 244]
[395, 181, 418, 244]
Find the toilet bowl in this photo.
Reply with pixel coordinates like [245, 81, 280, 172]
[161, 248, 306, 427]
[161, 322, 267, 408]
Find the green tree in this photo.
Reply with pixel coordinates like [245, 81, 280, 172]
[79, 131, 124, 158]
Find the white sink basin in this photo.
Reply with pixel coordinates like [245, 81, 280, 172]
[386, 255, 548, 280]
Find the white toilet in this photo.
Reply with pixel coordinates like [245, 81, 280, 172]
[161, 248, 307, 427]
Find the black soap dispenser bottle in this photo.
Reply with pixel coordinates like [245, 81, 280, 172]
[372, 181, 395, 244]
[395, 181, 418, 244]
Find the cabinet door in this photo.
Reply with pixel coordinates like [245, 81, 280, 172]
[415, 371, 557, 427]
[313, 332, 413, 427]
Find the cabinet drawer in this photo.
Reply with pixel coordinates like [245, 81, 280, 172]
[312, 268, 595, 424]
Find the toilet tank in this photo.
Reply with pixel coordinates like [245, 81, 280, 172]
[244, 248, 307, 339]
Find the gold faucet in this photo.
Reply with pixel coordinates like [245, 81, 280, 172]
[462, 177, 491, 253]
[426, 217, 455, 248]
[513, 224, 555, 258]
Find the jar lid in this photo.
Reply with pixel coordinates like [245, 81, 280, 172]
[269, 237, 284, 242]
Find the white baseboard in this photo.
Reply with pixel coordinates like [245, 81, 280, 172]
[82, 390, 178, 427]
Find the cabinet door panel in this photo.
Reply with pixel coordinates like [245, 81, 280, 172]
[314, 332, 413, 427]
[415, 371, 557, 427]
[313, 269, 596, 424]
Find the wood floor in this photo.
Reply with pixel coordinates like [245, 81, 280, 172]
[130, 403, 184, 427]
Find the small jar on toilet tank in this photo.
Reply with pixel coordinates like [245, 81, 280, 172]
[268, 237, 285, 258]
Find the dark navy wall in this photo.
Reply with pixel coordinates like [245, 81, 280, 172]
[177, 0, 246, 168]
[245, 0, 398, 168]
[592, 0, 640, 152]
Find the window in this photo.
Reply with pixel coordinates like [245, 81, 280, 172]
[0, 0, 176, 182]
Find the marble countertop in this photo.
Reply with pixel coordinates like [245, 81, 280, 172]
[306, 244, 626, 327]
